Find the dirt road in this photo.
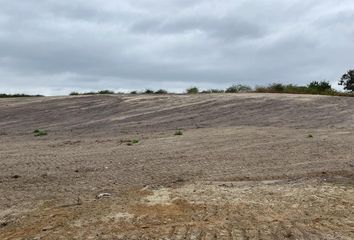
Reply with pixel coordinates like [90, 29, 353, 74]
[0, 93, 353, 239]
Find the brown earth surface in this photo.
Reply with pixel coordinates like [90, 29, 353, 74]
[0, 93, 354, 239]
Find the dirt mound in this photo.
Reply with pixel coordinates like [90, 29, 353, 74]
[1, 93, 353, 137]
[0, 93, 354, 239]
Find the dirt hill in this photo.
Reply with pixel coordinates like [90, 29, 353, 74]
[1, 93, 353, 239]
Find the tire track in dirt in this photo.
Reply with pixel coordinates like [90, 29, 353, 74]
[1, 94, 354, 239]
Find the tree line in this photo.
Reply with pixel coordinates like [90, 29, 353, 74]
[1, 69, 353, 97]
[70, 69, 354, 96]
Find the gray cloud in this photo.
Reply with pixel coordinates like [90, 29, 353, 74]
[0, 0, 354, 95]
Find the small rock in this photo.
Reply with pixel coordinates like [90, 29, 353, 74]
[11, 175, 20, 179]
[42, 226, 54, 231]
[350, 163, 354, 168]
[96, 193, 112, 199]
[0, 221, 8, 228]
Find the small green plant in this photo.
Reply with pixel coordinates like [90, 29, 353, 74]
[33, 129, 47, 137]
[174, 129, 183, 136]
[186, 87, 199, 94]
[127, 139, 140, 146]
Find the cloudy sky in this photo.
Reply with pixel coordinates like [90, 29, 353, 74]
[0, 0, 353, 95]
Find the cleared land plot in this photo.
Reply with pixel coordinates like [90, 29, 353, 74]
[0, 93, 354, 239]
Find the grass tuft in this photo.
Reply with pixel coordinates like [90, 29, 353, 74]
[126, 139, 140, 146]
[174, 130, 183, 136]
[33, 129, 48, 137]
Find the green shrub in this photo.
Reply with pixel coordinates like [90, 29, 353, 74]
[255, 83, 285, 93]
[98, 90, 114, 94]
[130, 91, 138, 94]
[240, 85, 253, 92]
[69, 92, 79, 96]
[226, 84, 252, 93]
[269, 83, 285, 92]
[155, 89, 168, 94]
[186, 87, 199, 94]
[82, 92, 97, 95]
[254, 86, 267, 93]
[0, 93, 43, 98]
[307, 81, 332, 93]
[33, 129, 47, 137]
[144, 89, 154, 94]
[255, 83, 337, 95]
[174, 129, 183, 136]
[127, 139, 140, 146]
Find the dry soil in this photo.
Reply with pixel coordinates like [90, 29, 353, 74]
[0, 93, 354, 239]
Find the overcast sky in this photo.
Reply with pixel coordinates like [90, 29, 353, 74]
[0, 0, 353, 95]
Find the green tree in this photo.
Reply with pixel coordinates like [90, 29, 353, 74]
[339, 69, 354, 91]
[308, 81, 332, 92]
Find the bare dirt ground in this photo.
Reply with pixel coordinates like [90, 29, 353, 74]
[0, 93, 354, 239]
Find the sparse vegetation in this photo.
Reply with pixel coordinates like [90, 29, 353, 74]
[82, 92, 97, 95]
[13, 72, 354, 99]
[144, 89, 154, 94]
[255, 82, 339, 95]
[225, 84, 252, 93]
[126, 139, 140, 146]
[174, 129, 183, 135]
[33, 129, 47, 137]
[3, 88, 354, 238]
[308, 81, 332, 93]
[154, 89, 168, 94]
[186, 87, 199, 94]
[97, 90, 115, 94]
[0, 93, 43, 98]
[68, 90, 115, 96]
